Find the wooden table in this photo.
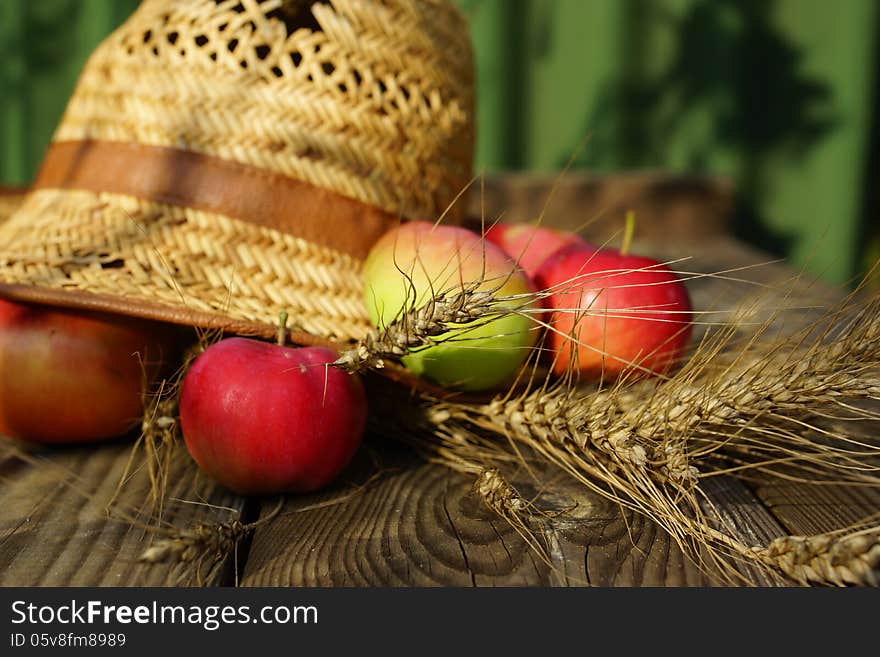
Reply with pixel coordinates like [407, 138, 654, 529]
[1, 175, 877, 587]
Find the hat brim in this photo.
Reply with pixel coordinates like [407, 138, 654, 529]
[0, 185, 470, 400]
[0, 187, 373, 339]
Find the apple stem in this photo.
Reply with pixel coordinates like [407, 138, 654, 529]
[621, 210, 636, 256]
[277, 311, 288, 346]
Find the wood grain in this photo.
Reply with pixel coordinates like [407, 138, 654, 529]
[242, 443, 792, 586]
[241, 445, 553, 586]
[529, 474, 790, 586]
[0, 438, 246, 586]
[754, 482, 880, 537]
[538, 482, 717, 587]
[698, 476, 789, 586]
[745, 404, 880, 539]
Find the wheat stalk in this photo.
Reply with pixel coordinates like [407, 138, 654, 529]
[138, 499, 284, 586]
[576, 294, 880, 485]
[431, 381, 696, 488]
[110, 341, 206, 518]
[334, 284, 537, 373]
[753, 527, 880, 586]
[139, 518, 244, 566]
[138, 517, 240, 586]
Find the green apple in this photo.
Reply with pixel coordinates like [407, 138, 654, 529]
[362, 221, 539, 391]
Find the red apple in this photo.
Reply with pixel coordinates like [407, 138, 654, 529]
[179, 338, 367, 494]
[362, 221, 540, 391]
[536, 245, 693, 380]
[485, 223, 591, 279]
[0, 298, 185, 443]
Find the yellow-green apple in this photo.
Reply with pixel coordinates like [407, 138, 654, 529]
[485, 223, 591, 279]
[535, 245, 692, 380]
[0, 298, 184, 443]
[179, 339, 367, 494]
[362, 221, 539, 391]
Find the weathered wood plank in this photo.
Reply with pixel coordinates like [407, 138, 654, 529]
[0, 438, 247, 586]
[242, 439, 792, 587]
[241, 444, 553, 586]
[536, 474, 789, 587]
[465, 172, 734, 246]
[697, 476, 790, 586]
[741, 399, 880, 542]
[753, 482, 880, 537]
[539, 482, 717, 587]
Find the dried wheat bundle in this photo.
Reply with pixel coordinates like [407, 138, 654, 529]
[380, 391, 877, 586]
[355, 262, 880, 585]
[563, 289, 880, 487]
[112, 341, 206, 518]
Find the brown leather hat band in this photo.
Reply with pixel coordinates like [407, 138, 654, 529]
[33, 140, 399, 260]
[0, 185, 27, 196]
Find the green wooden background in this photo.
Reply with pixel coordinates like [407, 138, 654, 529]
[1, 0, 878, 285]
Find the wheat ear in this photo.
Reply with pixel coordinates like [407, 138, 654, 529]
[752, 527, 880, 586]
[334, 278, 544, 374]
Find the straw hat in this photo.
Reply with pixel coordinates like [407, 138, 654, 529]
[0, 0, 475, 348]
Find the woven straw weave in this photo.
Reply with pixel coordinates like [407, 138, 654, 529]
[0, 0, 475, 343]
[3, 189, 371, 338]
[57, 0, 474, 220]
